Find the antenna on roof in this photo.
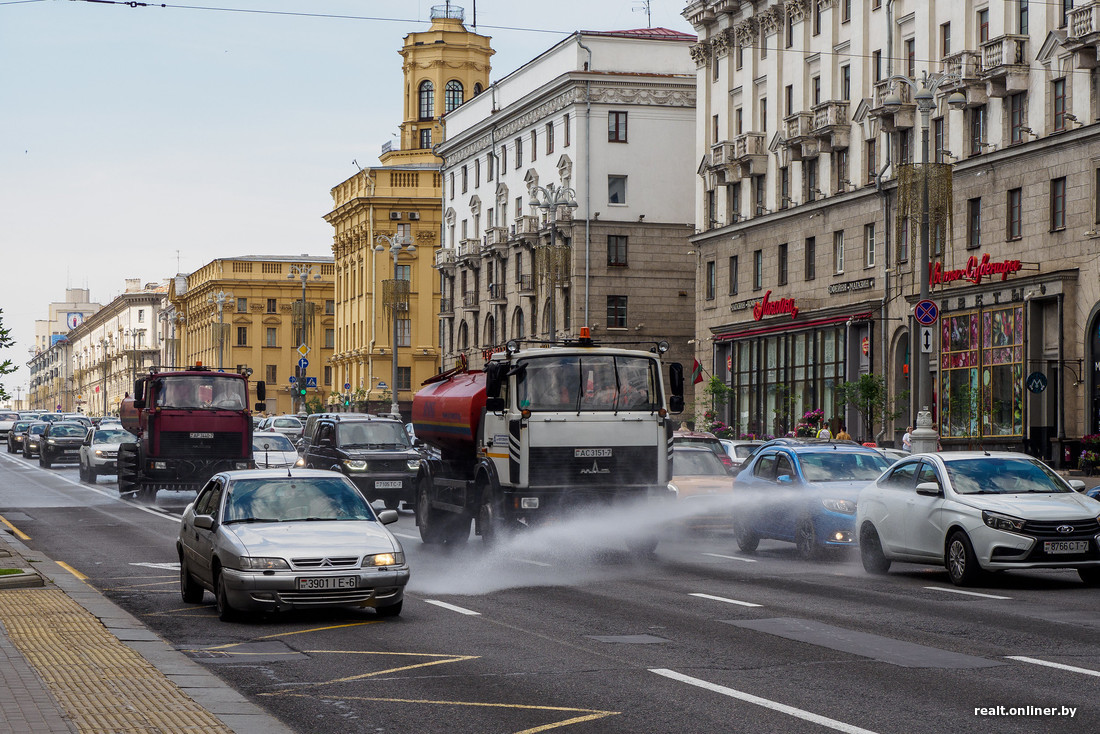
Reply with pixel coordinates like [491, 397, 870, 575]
[632, 0, 651, 28]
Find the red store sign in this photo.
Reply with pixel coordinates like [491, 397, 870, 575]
[753, 290, 799, 320]
[930, 253, 1023, 287]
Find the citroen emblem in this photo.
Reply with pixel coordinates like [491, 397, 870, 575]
[321, 558, 333, 566]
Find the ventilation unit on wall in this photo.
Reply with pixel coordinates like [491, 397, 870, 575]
[408, 212, 420, 220]
[389, 212, 402, 220]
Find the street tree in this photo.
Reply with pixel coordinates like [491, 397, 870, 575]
[837, 373, 908, 444]
[0, 309, 15, 401]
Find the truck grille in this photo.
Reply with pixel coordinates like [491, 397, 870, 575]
[528, 446, 657, 487]
[159, 431, 243, 458]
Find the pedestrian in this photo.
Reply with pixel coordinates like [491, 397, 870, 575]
[902, 426, 913, 452]
[836, 424, 851, 441]
[816, 423, 832, 440]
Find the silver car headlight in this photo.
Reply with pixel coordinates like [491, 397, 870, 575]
[666, 482, 679, 498]
[406, 457, 422, 471]
[95, 449, 105, 456]
[821, 498, 857, 514]
[295, 457, 306, 467]
[239, 557, 290, 570]
[364, 551, 404, 567]
[982, 510, 1026, 533]
[343, 459, 368, 471]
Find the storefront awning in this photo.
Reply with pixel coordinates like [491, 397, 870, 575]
[713, 311, 875, 343]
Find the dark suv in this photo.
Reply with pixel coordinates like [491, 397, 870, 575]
[38, 422, 88, 468]
[301, 415, 421, 509]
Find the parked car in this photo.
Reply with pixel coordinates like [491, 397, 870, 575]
[733, 441, 894, 559]
[38, 422, 88, 468]
[719, 439, 764, 467]
[252, 431, 304, 469]
[669, 446, 734, 528]
[0, 411, 19, 442]
[176, 469, 409, 620]
[21, 422, 49, 458]
[673, 428, 735, 470]
[301, 415, 421, 509]
[79, 426, 136, 482]
[857, 452, 1100, 586]
[6, 420, 34, 454]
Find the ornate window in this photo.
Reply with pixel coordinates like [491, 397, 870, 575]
[418, 81, 434, 120]
[445, 80, 464, 112]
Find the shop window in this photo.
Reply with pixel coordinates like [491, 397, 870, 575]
[940, 307, 1024, 438]
[1051, 177, 1067, 230]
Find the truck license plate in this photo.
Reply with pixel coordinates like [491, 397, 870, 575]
[375, 480, 402, 489]
[296, 576, 357, 590]
[1044, 540, 1089, 554]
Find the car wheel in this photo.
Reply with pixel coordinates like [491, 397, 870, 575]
[215, 570, 238, 621]
[180, 558, 204, 604]
[1078, 567, 1100, 587]
[40, 452, 51, 469]
[733, 519, 759, 553]
[946, 530, 982, 587]
[87, 464, 97, 482]
[417, 480, 446, 545]
[859, 523, 892, 575]
[375, 600, 403, 618]
[795, 517, 820, 561]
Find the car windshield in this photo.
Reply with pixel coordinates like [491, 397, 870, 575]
[337, 422, 410, 448]
[0, 412, 18, 421]
[945, 457, 1072, 495]
[799, 451, 892, 482]
[516, 354, 658, 412]
[49, 424, 87, 437]
[156, 375, 247, 410]
[222, 477, 376, 523]
[12, 421, 31, 432]
[673, 450, 729, 477]
[94, 429, 135, 445]
[252, 434, 296, 453]
[28, 424, 47, 436]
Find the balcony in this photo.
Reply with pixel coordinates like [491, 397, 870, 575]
[434, 248, 455, 271]
[1067, 2, 1100, 68]
[439, 297, 454, 316]
[515, 215, 539, 236]
[940, 50, 987, 107]
[485, 226, 508, 253]
[488, 282, 507, 303]
[517, 273, 535, 294]
[457, 239, 481, 267]
[811, 101, 849, 152]
[870, 79, 914, 132]
[462, 292, 479, 308]
[726, 132, 768, 177]
[783, 112, 817, 160]
[981, 35, 1029, 97]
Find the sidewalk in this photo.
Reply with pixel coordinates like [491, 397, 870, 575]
[0, 531, 297, 734]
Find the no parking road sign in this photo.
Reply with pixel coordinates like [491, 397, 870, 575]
[914, 299, 939, 326]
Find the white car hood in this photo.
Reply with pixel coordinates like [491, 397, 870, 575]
[254, 450, 300, 468]
[227, 520, 397, 558]
[960, 492, 1100, 520]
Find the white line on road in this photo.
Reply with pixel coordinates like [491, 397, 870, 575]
[516, 559, 553, 567]
[703, 552, 758, 563]
[689, 593, 762, 608]
[1007, 656, 1100, 678]
[923, 586, 1011, 600]
[423, 599, 481, 616]
[651, 669, 880, 734]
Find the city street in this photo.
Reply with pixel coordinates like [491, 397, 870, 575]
[2, 452, 1099, 734]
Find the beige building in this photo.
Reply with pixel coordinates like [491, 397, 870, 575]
[169, 256, 335, 415]
[684, 0, 1100, 463]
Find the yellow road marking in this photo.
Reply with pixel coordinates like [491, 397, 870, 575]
[0, 513, 30, 540]
[270, 693, 618, 732]
[260, 654, 479, 689]
[107, 580, 179, 588]
[254, 621, 380, 640]
[55, 561, 86, 581]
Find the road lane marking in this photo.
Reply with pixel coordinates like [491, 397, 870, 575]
[424, 599, 481, 615]
[1007, 656, 1100, 678]
[703, 552, 758, 563]
[56, 561, 87, 581]
[690, 593, 762, 608]
[923, 586, 1011, 600]
[263, 653, 480, 690]
[517, 559, 553, 567]
[0, 513, 31, 540]
[650, 669, 880, 734]
[130, 562, 181, 570]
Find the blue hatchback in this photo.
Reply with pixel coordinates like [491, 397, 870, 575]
[732, 441, 893, 559]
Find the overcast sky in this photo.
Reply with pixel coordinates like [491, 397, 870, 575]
[0, 0, 694, 399]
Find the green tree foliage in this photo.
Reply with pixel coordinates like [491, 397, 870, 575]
[0, 310, 15, 401]
[837, 373, 908, 442]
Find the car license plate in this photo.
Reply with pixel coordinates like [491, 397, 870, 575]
[296, 576, 357, 590]
[1044, 540, 1090, 554]
[375, 480, 402, 489]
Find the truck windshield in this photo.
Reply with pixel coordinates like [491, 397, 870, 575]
[156, 376, 247, 410]
[517, 354, 658, 412]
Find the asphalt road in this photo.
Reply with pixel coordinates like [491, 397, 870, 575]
[2, 451, 1100, 734]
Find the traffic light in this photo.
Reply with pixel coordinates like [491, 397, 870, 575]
[299, 384, 307, 397]
[343, 394, 351, 407]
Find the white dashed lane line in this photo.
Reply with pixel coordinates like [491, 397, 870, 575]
[423, 599, 482, 616]
[923, 586, 1012, 600]
[702, 552, 758, 563]
[1007, 656, 1100, 678]
[650, 669, 880, 734]
[689, 593, 762, 608]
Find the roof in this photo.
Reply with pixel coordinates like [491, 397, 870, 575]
[581, 27, 696, 42]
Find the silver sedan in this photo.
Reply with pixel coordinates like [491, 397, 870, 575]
[177, 469, 409, 620]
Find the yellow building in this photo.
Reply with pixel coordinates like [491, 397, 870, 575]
[325, 4, 492, 415]
[169, 255, 335, 415]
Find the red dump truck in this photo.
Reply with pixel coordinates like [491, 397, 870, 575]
[118, 364, 265, 502]
[411, 330, 684, 550]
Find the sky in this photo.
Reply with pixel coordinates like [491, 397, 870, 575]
[0, 0, 695, 400]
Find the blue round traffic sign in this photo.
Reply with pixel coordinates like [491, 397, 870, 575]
[298, 357, 309, 369]
[344, 383, 351, 390]
[914, 299, 939, 326]
[289, 376, 297, 383]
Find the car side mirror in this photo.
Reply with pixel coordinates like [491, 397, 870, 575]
[777, 474, 794, 484]
[193, 515, 216, 530]
[1068, 479, 1087, 493]
[915, 481, 943, 497]
[377, 509, 399, 525]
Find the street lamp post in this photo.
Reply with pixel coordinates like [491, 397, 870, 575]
[883, 72, 965, 451]
[529, 182, 579, 342]
[288, 264, 321, 414]
[206, 290, 233, 372]
[375, 234, 416, 419]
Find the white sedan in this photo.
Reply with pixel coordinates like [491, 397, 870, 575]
[857, 452, 1100, 586]
[252, 431, 304, 469]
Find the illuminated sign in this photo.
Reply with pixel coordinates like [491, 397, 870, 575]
[930, 254, 1024, 287]
[752, 290, 799, 321]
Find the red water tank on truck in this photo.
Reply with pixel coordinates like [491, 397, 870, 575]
[411, 330, 685, 552]
[118, 364, 266, 503]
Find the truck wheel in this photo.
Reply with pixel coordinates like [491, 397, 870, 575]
[477, 484, 506, 545]
[417, 481, 446, 545]
[444, 516, 471, 544]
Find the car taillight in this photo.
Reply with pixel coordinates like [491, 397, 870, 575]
[718, 454, 734, 467]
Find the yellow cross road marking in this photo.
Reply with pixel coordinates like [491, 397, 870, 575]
[56, 561, 87, 581]
[259, 653, 479, 688]
[0, 513, 30, 540]
[254, 621, 380, 639]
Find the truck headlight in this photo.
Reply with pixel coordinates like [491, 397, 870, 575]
[364, 551, 404, 567]
[982, 510, 1026, 533]
[406, 458, 422, 471]
[239, 557, 289, 570]
[343, 459, 368, 471]
[95, 449, 105, 456]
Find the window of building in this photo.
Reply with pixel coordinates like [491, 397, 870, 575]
[265, 364, 277, 383]
[735, 107, 743, 135]
[905, 38, 916, 77]
[812, 75, 821, 106]
[730, 181, 742, 220]
[864, 223, 876, 268]
[805, 237, 816, 280]
[813, 1, 821, 35]
[978, 8, 990, 42]
[866, 139, 877, 185]
[487, 152, 495, 182]
[324, 328, 335, 349]
[266, 298, 277, 313]
[1053, 79, 1067, 131]
[1061, 0, 1072, 29]
[1007, 188, 1022, 240]
[805, 158, 818, 202]
[898, 218, 910, 262]
[397, 366, 411, 392]
[418, 80, 434, 120]
[546, 122, 554, 154]
[445, 80, 464, 112]
[707, 189, 717, 227]
[841, 64, 851, 101]
[608, 111, 628, 142]
[755, 175, 767, 215]
[729, 255, 739, 295]
[706, 261, 716, 300]
[461, 165, 468, 193]
[899, 128, 913, 164]
[514, 137, 522, 168]
[236, 297, 247, 313]
[1009, 93, 1026, 144]
[785, 13, 793, 48]
[323, 365, 332, 386]
[563, 114, 570, 146]
[941, 22, 951, 58]
[833, 230, 844, 274]
[530, 130, 537, 161]
[780, 167, 790, 208]
[736, 43, 743, 70]
[1095, 167, 1100, 224]
[842, 0, 851, 23]
[236, 326, 247, 346]
[500, 145, 507, 172]
[396, 318, 411, 348]
[608, 175, 627, 204]
[784, 85, 793, 117]
[753, 249, 763, 290]
[835, 149, 849, 191]
[967, 198, 982, 249]
[934, 118, 945, 162]
[608, 235, 628, 266]
[419, 128, 432, 149]
[266, 327, 277, 347]
[449, 172, 455, 200]
[778, 243, 788, 286]
[760, 98, 767, 132]
[969, 105, 986, 155]
[712, 114, 719, 145]
[872, 50, 882, 82]
[1019, 0, 1029, 34]
[1051, 177, 1067, 230]
[606, 296, 627, 328]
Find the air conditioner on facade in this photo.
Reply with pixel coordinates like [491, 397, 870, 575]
[389, 212, 402, 220]
[408, 212, 420, 220]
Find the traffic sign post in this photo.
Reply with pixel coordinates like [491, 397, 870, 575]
[305, 377, 317, 388]
[288, 376, 297, 384]
[914, 299, 939, 326]
[919, 326, 934, 354]
[298, 357, 309, 370]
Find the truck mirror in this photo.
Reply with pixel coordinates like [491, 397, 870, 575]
[133, 380, 145, 403]
[256, 381, 266, 401]
[668, 395, 684, 414]
[254, 402, 267, 413]
[486, 396, 505, 412]
[668, 362, 684, 398]
[484, 362, 504, 398]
